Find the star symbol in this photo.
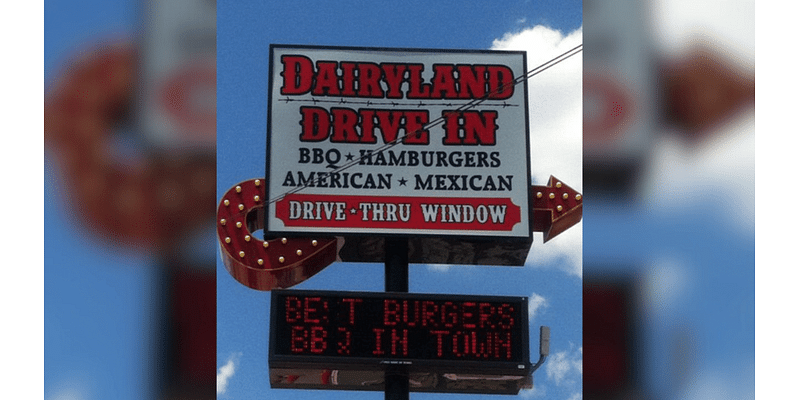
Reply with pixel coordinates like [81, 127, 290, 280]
[350, 207, 358, 214]
[346, 153, 355, 161]
[398, 177, 408, 186]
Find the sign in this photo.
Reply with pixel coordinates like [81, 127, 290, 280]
[139, 0, 216, 148]
[584, 276, 639, 397]
[270, 290, 530, 375]
[216, 174, 584, 292]
[583, 0, 655, 194]
[583, 74, 633, 148]
[266, 45, 531, 238]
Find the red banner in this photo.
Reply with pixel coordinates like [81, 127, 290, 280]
[275, 194, 521, 232]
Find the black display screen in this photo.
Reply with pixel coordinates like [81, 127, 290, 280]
[270, 290, 529, 371]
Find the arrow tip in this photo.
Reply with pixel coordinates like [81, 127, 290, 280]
[532, 176, 583, 243]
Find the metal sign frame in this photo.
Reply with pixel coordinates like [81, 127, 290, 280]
[269, 289, 530, 376]
[265, 44, 532, 240]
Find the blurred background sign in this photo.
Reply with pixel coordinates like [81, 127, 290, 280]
[661, 48, 755, 137]
[583, 0, 754, 399]
[583, 276, 639, 399]
[44, 0, 217, 399]
[140, 1, 217, 397]
[139, 0, 216, 149]
[583, 0, 657, 195]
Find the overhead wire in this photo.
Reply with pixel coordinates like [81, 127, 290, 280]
[267, 44, 583, 205]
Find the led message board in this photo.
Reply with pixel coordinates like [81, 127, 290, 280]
[265, 44, 531, 239]
[269, 290, 530, 375]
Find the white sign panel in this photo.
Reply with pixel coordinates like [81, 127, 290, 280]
[266, 45, 531, 238]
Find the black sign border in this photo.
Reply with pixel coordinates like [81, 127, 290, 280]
[269, 289, 531, 375]
[265, 44, 532, 241]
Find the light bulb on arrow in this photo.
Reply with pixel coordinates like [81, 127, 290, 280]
[531, 176, 583, 243]
[216, 179, 340, 290]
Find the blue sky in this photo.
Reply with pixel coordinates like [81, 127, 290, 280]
[217, 1, 582, 400]
[43, 1, 151, 399]
[39, 1, 760, 399]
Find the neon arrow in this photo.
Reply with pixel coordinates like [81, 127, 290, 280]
[531, 176, 583, 243]
[216, 179, 339, 291]
[662, 47, 754, 136]
[219, 176, 582, 290]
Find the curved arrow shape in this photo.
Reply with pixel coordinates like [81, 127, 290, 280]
[218, 176, 582, 290]
[217, 179, 339, 290]
[45, 40, 216, 250]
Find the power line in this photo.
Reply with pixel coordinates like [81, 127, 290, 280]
[267, 44, 583, 205]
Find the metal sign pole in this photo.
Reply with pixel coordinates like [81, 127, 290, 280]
[384, 237, 409, 400]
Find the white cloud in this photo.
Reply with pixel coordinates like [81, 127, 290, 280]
[48, 386, 87, 400]
[643, 110, 755, 236]
[526, 223, 582, 277]
[652, 0, 754, 68]
[426, 264, 451, 273]
[217, 353, 242, 396]
[566, 393, 582, 400]
[519, 384, 546, 398]
[491, 25, 583, 191]
[643, 257, 690, 316]
[46, 376, 90, 400]
[528, 292, 548, 321]
[545, 346, 582, 387]
[679, 364, 755, 400]
[491, 26, 583, 277]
